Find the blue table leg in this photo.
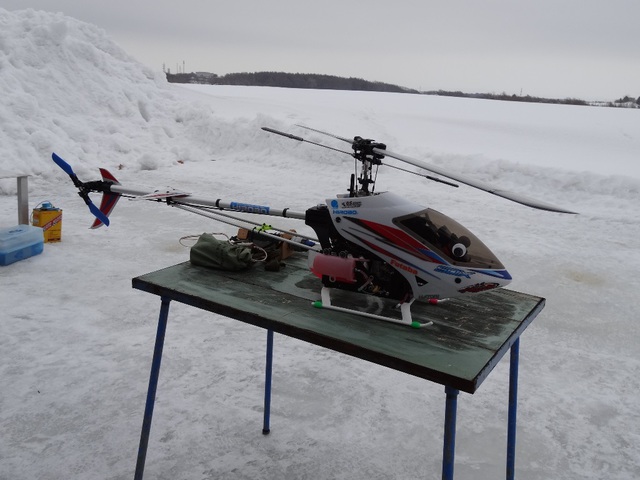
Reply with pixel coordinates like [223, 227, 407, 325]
[442, 386, 459, 480]
[506, 338, 520, 480]
[134, 296, 171, 480]
[262, 329, 274, 435]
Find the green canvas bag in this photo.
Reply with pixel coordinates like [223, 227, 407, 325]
[190, 233, 253, 271]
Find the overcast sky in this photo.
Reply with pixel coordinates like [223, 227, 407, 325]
[5, 1, 639, 100]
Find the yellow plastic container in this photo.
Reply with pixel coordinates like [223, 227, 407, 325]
[32, 202, 62, 242]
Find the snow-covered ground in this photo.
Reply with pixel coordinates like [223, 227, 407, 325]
[2, 8, 640, 480]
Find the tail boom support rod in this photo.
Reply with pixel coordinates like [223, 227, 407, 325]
[104, 185, 308, 220]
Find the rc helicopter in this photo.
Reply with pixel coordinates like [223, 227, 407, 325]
[52, 125, 576, 328]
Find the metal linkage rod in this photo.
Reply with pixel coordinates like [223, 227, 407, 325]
[172, 204, 319, 252]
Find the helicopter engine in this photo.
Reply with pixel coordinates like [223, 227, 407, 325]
[305, 204, 413, 302]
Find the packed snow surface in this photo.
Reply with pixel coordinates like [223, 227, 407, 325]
[1, 8, 639, 480]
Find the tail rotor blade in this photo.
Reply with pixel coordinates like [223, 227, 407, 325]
[51, 152, 114, 226]
[88, 202, 110, 227]
[52, 152, 75, 177]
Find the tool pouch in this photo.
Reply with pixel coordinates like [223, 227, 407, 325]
[190, 233, 253, 271]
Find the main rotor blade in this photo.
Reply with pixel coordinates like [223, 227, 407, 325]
[295, 125, 458, 188]
[383, 163, 459, 188]
[261, 127, 353, 156]
[377, 147, 578, 214]
[270, 125, 577, 214]
[295, 124, 353, 144]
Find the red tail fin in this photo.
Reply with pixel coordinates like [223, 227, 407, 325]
[90, 168, 121, 229]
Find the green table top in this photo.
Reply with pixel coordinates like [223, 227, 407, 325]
[132, 255, 544, 393]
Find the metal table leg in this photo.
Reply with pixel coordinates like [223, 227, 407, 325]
[506, 338, 520, 480]
[263, 329, 274, 434]
[134, 296, 171, 480]
[442, 386, 459, 480]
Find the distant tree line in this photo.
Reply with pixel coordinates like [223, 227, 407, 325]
[426, 90, 640, 108]
[425, 90, 589, 106]
[166, 70, 638, 108]
[166, 71, 418, 94]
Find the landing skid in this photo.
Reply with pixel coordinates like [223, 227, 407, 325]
[312, 287, 433, 329]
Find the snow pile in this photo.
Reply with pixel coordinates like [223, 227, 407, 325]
[1, 8, 640, 480]
[0, 8, 264, 182]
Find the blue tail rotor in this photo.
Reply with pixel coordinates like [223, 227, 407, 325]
[52, 152, 76, 177]
[51, 153, 111, 226]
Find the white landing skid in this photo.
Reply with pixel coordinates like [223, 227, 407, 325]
[312, 287, 433, 329]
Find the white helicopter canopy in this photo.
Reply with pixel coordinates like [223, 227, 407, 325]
[393, 208, 505, 269]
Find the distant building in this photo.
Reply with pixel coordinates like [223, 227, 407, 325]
[195, 72, 217, 79]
